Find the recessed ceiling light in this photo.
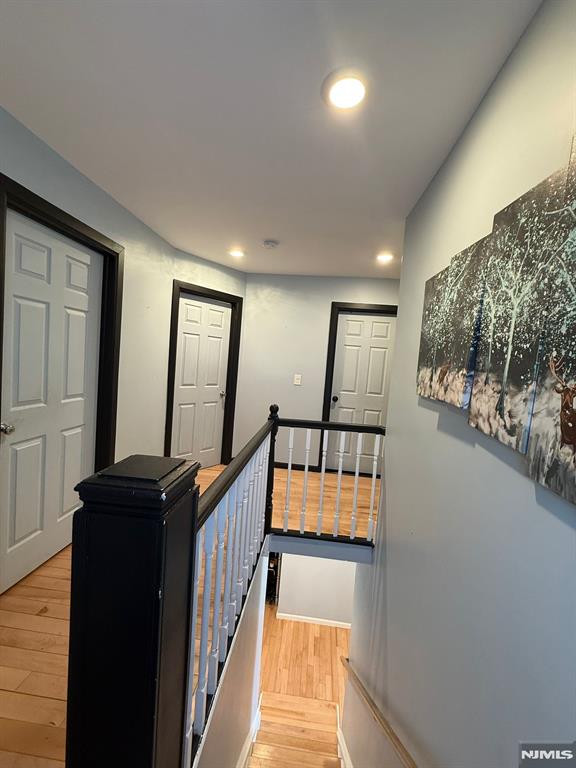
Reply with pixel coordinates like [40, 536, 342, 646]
[229, 248, 244, 258]
[376, 252, 394, 264]
[322, 70, 366, 110]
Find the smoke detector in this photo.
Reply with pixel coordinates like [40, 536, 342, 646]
[263, 239, 280, 249]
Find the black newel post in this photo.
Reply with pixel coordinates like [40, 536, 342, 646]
[66, 455, 200, 768]
[264, 404, 279, 533]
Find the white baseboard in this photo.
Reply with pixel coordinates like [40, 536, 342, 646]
[235, 697, 261, 768]
[337, 724, 354, 768]
[276, 611, 351, 629]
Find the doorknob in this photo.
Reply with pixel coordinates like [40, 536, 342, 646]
[0, 423, 15, 435]
[332, 395, 339, 403]
[219, 390, 226, 398]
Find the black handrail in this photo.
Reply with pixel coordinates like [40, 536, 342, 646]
[197, 419, 273, 530]
[277, 417, 386, 435]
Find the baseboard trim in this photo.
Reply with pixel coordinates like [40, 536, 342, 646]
[276, 611, 351, 629]
[337, 724, 354, 768]
[236, 697, 261, 768]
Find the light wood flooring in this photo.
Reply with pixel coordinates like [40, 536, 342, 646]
[251, 605, 349, 768]
[198, 465, 380, 540]
[0, 465, 356, 766]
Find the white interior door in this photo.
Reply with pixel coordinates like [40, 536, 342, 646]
[171, 295, 231, 468]
[0, 211, 102, 591]
[327, 313, 396, 472]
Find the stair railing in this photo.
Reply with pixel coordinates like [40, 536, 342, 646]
[182, 415, 275, 766]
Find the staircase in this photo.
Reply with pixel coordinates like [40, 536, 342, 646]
[248, 692, 342, 768]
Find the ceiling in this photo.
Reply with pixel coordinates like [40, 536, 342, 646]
[0, 0, 540, 278]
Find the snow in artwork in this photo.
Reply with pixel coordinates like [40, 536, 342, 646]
[416, 138, 576, 505]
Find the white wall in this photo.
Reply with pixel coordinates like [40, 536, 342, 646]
[0, 106, 246, 462]
[195, 553, 268, 768]
[277, 554, 356, 627]
[345, 2, 576, 767]
[234, 274, 399, 453]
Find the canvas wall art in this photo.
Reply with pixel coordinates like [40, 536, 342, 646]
[417, 240, 486, 408]
[525, 145, 576, 502]
[469, 167, 571, 453]
[416, 138, 576, 506]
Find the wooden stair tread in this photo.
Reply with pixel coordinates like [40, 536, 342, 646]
[255, 729, 338, 756]
[260, 712, 339, 733]
[261, 704, 336, 726]
[258, 719, 338, 744]
[261, 691, 337, 712]
[251, 743, 341, 768]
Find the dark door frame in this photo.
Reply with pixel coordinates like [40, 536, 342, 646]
[321, 301, 398, 422]
[0, 173, 124, 471]
[164, 280, 243, 465]
[317, 301, 398, 473]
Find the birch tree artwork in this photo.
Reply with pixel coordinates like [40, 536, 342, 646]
[416, 137, 576, 506]
[416, 239, 487, 407]
[468, 167, 570, 452]
[525, 145, 576, 502]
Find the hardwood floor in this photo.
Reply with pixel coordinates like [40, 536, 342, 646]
[261, 605, 349, 708]
[198, 465, 381, 540]
[0, 548, 70, 767]
[252, 605, 349, 767]
[0, 464, 359, 765]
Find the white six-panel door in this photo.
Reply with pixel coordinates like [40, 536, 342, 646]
[0, 212, 102, 591]
[328, 313, 396, 472]
[171, 296, 231, 468]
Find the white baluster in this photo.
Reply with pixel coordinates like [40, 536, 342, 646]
[283, 427, 294, 532]
[182, 529, 202, 767]
[257, 441, 265, 546]
[253, 444, 263, 561]
[350, 433, 362, 540]
[247, 455, 256, 572]
[235, 469, 246, 612]
[241, 460, 251, 596]
[252, 447, 262, 566]
[300, 428, 312, 534]
[333, 431, 346, 537]
[193, 513, 215, 735]
[220, 484, 236, 659]
[208, 500, 226, 694]
[368, 434, 381, 542]
[316, 431, 328, 536]
[255, 443, 264, 547]
[261, 435, 270, 542]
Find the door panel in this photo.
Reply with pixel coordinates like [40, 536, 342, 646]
[171, 296, 231, 467]
[1, 211, 102, 591]
[328, 313, 396, 471]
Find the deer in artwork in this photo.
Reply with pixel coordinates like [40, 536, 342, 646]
[549, 354, 576, 462]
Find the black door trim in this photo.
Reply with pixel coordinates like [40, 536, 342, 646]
[322, 302, 398, 422]
[0, 173, 124, 471]
[164, 281, 243, 465]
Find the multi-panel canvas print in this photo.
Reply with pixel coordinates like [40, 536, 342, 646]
[525, 146, 576, 502]
[416, 240, 486, 408]
[469, 167, 570, 453]
[416, 138, 576, 506]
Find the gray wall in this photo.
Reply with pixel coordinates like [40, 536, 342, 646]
[0, 106, 246, 461]
[234, 274, 399, 453]
[345, 1, 576, 767]
[277, 554, 356, 626]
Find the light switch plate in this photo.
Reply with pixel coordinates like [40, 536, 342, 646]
[293, 373, 302, 386]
